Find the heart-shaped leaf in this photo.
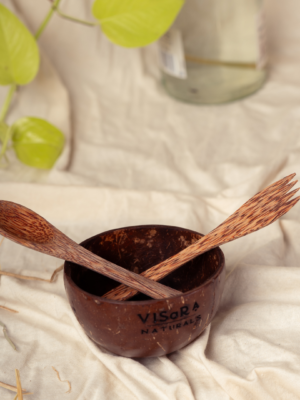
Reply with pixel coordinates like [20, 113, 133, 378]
[0, 4, 40, 85]
[11, 117, 64, 169]
[92, 0, 184, 48]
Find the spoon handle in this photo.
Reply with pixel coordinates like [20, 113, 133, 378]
[68, 242, 182, 299]
[103, 233, 214, 300]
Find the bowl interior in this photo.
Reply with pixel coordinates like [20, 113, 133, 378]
[67, 225, 223, 301]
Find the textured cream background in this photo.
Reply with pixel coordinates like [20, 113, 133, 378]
[1, 0, 300, 399]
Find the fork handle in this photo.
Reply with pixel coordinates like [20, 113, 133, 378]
[103, 172, 300, 301]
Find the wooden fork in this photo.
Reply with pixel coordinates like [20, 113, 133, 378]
[104, 173, 300, 301]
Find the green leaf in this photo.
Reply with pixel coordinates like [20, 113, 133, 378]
[0, 4, 40, 85]
[92, 0, 184, 48]
[11, 117, 64, 169]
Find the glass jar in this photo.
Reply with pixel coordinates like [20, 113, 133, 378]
[158, 0, 267, 104]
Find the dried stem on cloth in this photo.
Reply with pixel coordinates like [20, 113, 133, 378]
[0, 236, 63, 283]
[52, 366, 71, 393]
[0, 380, 31, 394]
[13, 394, 32, 400]
[15, 369, 23, 400]
[0, 305, 18, 313]
[0, 264, 64, 283]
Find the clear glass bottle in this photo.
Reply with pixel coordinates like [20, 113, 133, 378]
[158, 0, 267, 104]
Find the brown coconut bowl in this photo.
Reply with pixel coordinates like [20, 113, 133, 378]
[64, 225, 225, 358]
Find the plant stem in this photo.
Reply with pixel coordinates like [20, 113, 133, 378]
[34, 0, 62, 40]
[0, 126, 12, 160]
[0, 85, 15, 163]
[0, 84, 16, 123]
[55, 8, 99, 26]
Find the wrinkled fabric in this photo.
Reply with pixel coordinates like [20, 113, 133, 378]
[1, 0, 300, 399]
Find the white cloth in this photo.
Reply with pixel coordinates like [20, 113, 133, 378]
[1, 0, 300, 399]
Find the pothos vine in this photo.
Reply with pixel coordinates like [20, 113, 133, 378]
[0, 0, 183, 169]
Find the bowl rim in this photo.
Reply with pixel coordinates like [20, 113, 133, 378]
[64, 224, 225, 305]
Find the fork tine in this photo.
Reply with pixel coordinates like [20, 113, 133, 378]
[261, 180, 299, 210]
[268, 195, 300, 225]
[229, 176, 299, 229]
[261, 187, 300, 216]
[243, 174, 296, 208]
[281, 187, 300, 203]
[231, 193, 300, 240]
[262, 175, 296, 199]
[260, 173, 296, 195]
[286, 195, 300, 207]
[270, 179, 298, 198]
[235, 176, 298, 219]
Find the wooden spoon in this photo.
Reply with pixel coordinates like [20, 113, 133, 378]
[0, 201, 181, 299]
[104, 173, 300, 301]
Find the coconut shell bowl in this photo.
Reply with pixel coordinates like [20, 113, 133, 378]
[64, 225, 225, 358]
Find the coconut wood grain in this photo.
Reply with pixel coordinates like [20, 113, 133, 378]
[104, 173, 300, 301]
[0, 201, 181, 299]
